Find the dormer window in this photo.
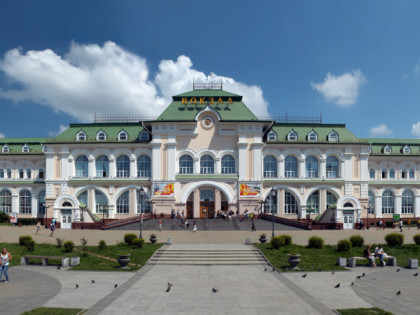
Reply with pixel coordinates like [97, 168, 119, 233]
[139, 130, 150, 141]
[118, 131, 128, 141]
[367, 146, 372, 154]
[22, 144, 29, 153]
[267, 131, 277, 141]
[328, 131, 339, 142]
[287, 131, 298, 141]
[384, 145, 392, 154]
[42, 145, 47, 153]
[308, 131, 318, 141]
[2, 145, 9, 153]
[96, 131, 106, 141]
[76, 131, 86, 141]
[403, 145, 411, 154]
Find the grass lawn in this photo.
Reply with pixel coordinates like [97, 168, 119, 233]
[255, 242, 420, 271]
[0, 241, 163, 271]
[336, 307, 394, 315]
[21, 307, 83, 315]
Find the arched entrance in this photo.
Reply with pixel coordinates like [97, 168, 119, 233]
[185, 187, 229, 219]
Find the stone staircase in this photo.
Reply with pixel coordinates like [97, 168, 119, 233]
[148, 246, 267, 265]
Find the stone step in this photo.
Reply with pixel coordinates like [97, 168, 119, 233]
[150, 257, 265, 261]
[150, 261, 265, 265]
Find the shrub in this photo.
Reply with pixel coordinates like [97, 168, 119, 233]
[17, 218, 38, 225]
[124, 233, 137, 246]
[19, 235, 33, 246]
[99, 240, 107, 251]
[25, 239, 35, 251]
[308, 236, 324, 249]
[56, 238, 64, 248]
[0, 212, 10, 223]
[278, 234, 292, 246]
[63, 240, 75, 252]
[385, 221, 394, 228]
[337, 239, 352, 252]
[385, 233, 404, 246]
[132, 238, 144, 248]
[270, 236, 286, 249]
[80, 238, 88, 257]
[414, 234, 420, 245]
[349, 235, 364, 247]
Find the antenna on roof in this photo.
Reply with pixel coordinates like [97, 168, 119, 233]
[193, 78, 222, 90]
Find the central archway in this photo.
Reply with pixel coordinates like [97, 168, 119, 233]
[185, 186, 229, 219]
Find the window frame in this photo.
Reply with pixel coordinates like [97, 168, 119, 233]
[118, 131, 128, 141]
[287, 131, 298, 141]
[96, 131, 107, 141]
[76, 131, 87, 141]
[308, 131, 318, 141]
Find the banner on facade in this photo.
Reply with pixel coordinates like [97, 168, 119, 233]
[9, 212, 18, 224]
[153, 182, 175, 197]
[239, 183, 261, 197]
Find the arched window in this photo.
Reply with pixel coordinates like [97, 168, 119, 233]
[369, 168, 375, 179]
[382, 190, 394, 214]
[96, 131, 106, 141]
[117, 191, 130, 214]
[137, 155, 151, 177]
[308, 131, 318, 141]
[38, 168, 45, 179]
[389, 169, 395, 179]
[264, 189, 277, 214]
[0, 169, 4, 179]
[403, 146, 411, 154]
[328, 131, 339, 142]
[26, 168, 31, 179]
[284, 192, 298, 214]
[22, 145, 29, 153]
[6, 169, 11, 179]
[19, 189, 31, 214]
[76, 131, 86, 141]
[19, 168, 24, 179]
[38, 190, 46, 214]
[381, 168, 387, 179]
[2, 145, 9, 153]
[200, 155, 214, 174]
[401, 168, 407, 179]
[326, 156, 339, 178]
[179, 155, 193, 174]
[96, 155, 109, 177]
[368, 191, 375, 214]
[384, 145, 391, 154]
[267, 131, 277, 141]
[118, 131, 128, 141]
[221, 155, 235, 174]
[409, 169, 415, 179]
[77, 191, 88, 206]
[307, 190, 320, 214]
[263, 156, 277, 178]
[306, 156, 319, 178]
[287, 131, 298, 141]
[402, 190, 414, 214]
[42, 145, 47, 153]
[0, 190, 12, 213]
[284, 155, 298, 178]
[326, 191, 337, 209]
[75, 155, 89, 177]
[95, 190, 108, 214]
[139, 130, 150, 141]
[116, 155, 130, 177]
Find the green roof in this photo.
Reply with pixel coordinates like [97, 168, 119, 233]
[0, 138, 47, 155]
[156, 89, 259, 121]
[366, 138, 420, 155]
[269, 123, 363, 143]
[48, 123, 146, 143]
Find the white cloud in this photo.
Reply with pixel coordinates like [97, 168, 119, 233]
[370, 124, 392, 137]
[411, 122, 420, 138]
[0, 42, 269, 122]
[0, 133, 5, 138]
[311, 70, 367, 106]
[48, 125, 68, 137]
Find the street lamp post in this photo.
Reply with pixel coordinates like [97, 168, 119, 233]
[367, 206, 371, 230]
[139, 187, 144, 238]
[271, 188, 276, 237]
[43, 203, 50, 228]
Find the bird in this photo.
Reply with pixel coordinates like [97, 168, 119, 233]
[362, 273, 366, 277]
[166, 286, 171, 292]
[396, 268, 400, 272]
[264, 268, 267, 272]
[168, 282, 173, 287]
[75, 284, 79, 288]
[414, 273, 418, 277]
[334, 283, 340, 288]
[91, 280, 95, 284]
[331, 271, 335, 275]
[114, 284, 118, 289]
[396, 290, 401, 295]
[302, 274, 307, 278]
[212, 288, 218, 293]
[57, 266, 61, 270]
[272, 268, 275, 272]
[356, 276, 361, 279]
[350, 282, 354, 286]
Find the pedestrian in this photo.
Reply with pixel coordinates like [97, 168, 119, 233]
[49, 222, 55, 237]
[159, 219, 162, 231]
[0, 247, 12, 283]
[407, 218, 411, 230]
[378, 219, 383, 230]
[399, 219, 403, 232]
[360, 219, 364, 230]
[36, 221, 41, 235]
[251, 218, 256, 232]
[181, 210, 185, 219]
[177, 209, 180, 218]
[171, 209, 175, 219]
[193, 221, 197, 232]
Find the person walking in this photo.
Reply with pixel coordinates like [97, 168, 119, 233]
[159, 219, 162, 232]
[407, 218, 411, 230]
[193, 221, 197, 232]
[378, 219, 383, 230]
[49, 222, 55, 237]
[399, 219, 403, 232]
[251, 218, 256, 232]
[0, 248, 12, 283]
[35, 221, 41, 235]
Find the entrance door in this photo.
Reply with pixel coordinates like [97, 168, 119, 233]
[343, 214, 354, 229]
[61, 213, 72, 229]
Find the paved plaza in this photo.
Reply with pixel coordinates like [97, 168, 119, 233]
[1, 227, 420, 314]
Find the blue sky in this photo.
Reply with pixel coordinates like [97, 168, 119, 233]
[1, 0, 420, 139]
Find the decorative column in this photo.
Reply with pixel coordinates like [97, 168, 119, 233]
[238, 141, 247, 181]
[31, 195, 38, 218]
[320, 157, 326, 178]
[395, 194, 402, 215]
[193, 158, 200, 174]
[130, 156, 136, 178]
[375, 195, 382, 218]
[88, 155, 95, 178]
[151, 138, 162, 180]
[215, 189, 221, 218]
[299, 205, 307, 220]
[414, 195, 420, 218]
[193, 189, 200, 218]
[167, 140, 177, 181]
[278, 157, 284, 179]
[109, 155, 116, 178]
[252, 143, 263, 181]
[299, 156, 305, 178]
[12, 194, 19, 213]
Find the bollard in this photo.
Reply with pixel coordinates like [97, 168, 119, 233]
[166, 237, 172, 245]
[245, 237, 251, 245]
